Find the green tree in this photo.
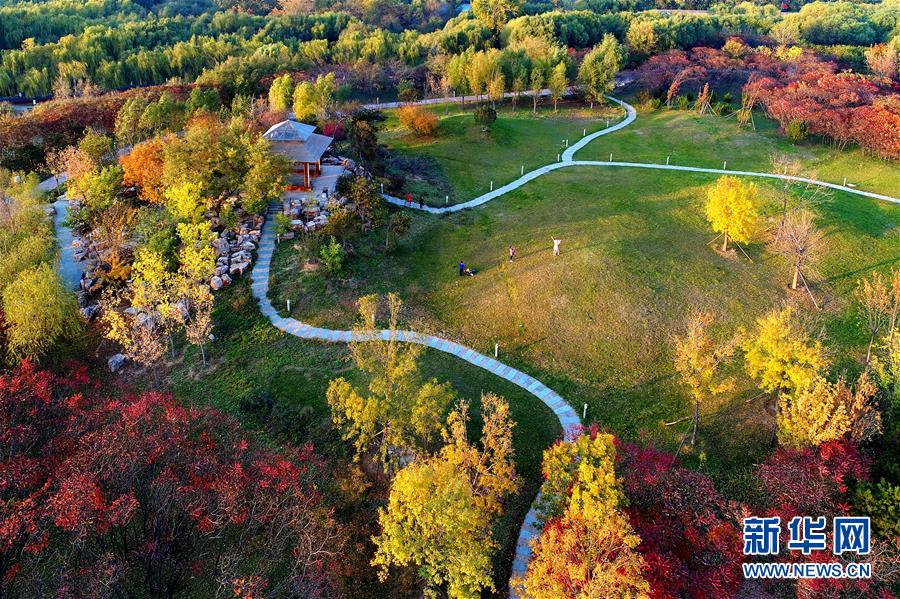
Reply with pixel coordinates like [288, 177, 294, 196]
[578, 34, 624, 109]
[164, 182, 206, 224]
[326, 294, 455, 471]
[268, 73, 294, 112]
[242, 138, 290, 214]
[472, 0, 523, 35]
[626, 20, 659, 57]
[2, 264, 80, 362]
[548, 62, 568, 112]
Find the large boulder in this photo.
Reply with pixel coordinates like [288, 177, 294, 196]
[210, 275, 224, 291]
[108, 353, 126, 373]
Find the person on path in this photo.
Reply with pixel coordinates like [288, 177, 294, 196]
[419, 197, 424, 209]
[508, 245, 517, 262]
[406, 193, 413, 207]
[552, 238, 561, 256]
[459, 261, 466, 276]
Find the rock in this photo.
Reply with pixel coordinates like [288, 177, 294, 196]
[240, 241, 256, 251]
[221, 273, 232, 286]
[108, 353, 126, 373]
[229, 261, 250, 276]
[44, 206, 56, 217]
[80, 304, 100, 320]
[230, 250, 251, 264]
[215, 265, 228, 277]
[213, 237, 231, 257]
[281, 232, 295, 240]
[210, 275, 224, 291]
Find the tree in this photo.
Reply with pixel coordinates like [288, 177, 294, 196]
[372, 395, 517, 599]
[856, 271, 892, 364]
[865, 42, 898, 80]
[0, 362, 343, 597]
[578, 35, 624, 109]
[548, 62, 568, 112]
[511, 69, 526, 111]
[346, 175, 385, 231]
[164, 181, 206, 223]
[385, 211, 411, 251]
[673, 312, 735, 446]
[467, 50, 500, 102]
[779, 372, 882, 448]
[774, 209, 824, 292]
[2, 264, 80, 361]
[176, 221, 216, 283]
[77, 128, 114, 165]
[741, 305, 828, 441]
[521, 432, 649, 599]
[326, 294, 455, 471]
[487, 73, 505, 109]
[705, 176, 758, 253]
[529, 63, 546, 114]
[268, 73, 294, 112]
[473, 105, 497, 131]
[242, 138, 290, 214]
[397, 105, 439, 137]
[119, 137, 166, 204]
[471, 0, 522, 35]
[618, 442, 743, 598]
[626, 20, 658, 58]
[292, 74, 335, 122]
[184, 284, 214, 367]
[319, 236, 344, 275]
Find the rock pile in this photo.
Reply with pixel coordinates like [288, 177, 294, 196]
[210, 213, 263, 291]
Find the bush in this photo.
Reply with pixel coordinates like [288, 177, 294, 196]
[473, 105, 497, 131]
[712, 101, 730, 115]
[786, 120, 809, 143]
[397, 105, 438, 137]
[855, 479, 900, 537]
[273, 213, 291, 237]
[646, 97, 662, 110]
[319, 236, 344, 275]
[674, 95, 691, 111]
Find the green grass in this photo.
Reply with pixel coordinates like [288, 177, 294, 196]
[575, 104, 900, 198]
[270, 166, 900, 479]
[161, 278, 560, 597]
[380, 99, 623, 206]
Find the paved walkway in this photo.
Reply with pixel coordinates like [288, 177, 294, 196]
[52, 197, 84, 290]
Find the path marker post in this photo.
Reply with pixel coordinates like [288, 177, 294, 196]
[445, 195, 449, 205]
[583, 128, 586, 136]
[723, 161, 727, 170]
[583, 403, 587, 419]
[287, 299, 291, 313]
[380, 183, 384, 194]
[521, 165, 524, 175]
[609, 153, 613, 162]
[606, 118, 610, 127]
[490, 180, 494, 191]
[844, 177, 848, 186]
[557, 153, 561, 162]
[494, 343, 499, 358]
[666, 155, 670, 165]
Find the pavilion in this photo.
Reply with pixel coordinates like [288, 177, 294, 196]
[263, 120, 334, 191]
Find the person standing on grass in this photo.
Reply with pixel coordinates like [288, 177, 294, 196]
[459, 261, 466, 276]
[552, 238, 561, 256]
[508, 245, 517, 262]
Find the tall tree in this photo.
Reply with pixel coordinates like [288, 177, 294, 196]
[578, 34, 624, 109]
[548, 62, 568, 112]
[856, 271, 893, 364]
[773, 209, 824, 292]
[530, 64, 545, 114]
[268, 73, 294, 112]
[705, 176, 758, 253]
[119, 137, 167, 204]
[522, 432, 649, 598]
[673, 312, 735, 446]
[326, 294, 455, 471]
[471, 0, 522, 35]
[372, 395, 517, 599]
[242, 138, 291, 214]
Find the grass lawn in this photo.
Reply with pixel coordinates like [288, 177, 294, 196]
[160, 278, 560, 597]
[379, 99, 623, 206]
[269, 165, 900, 483]
[575, 103, 900, 198]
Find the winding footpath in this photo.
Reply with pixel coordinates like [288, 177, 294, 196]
[49, 93, 898, 598]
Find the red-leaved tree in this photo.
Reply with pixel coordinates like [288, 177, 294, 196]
[0, 361, 343, 597]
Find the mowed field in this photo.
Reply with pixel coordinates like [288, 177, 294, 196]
[270, 102, 900, 479]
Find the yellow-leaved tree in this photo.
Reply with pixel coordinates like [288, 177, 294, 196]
[779, 372, 882, 448]
[741, 305, 828, 443]
[372, 394, 517, 599]
[674, 311, 736, 447]
[326, 293, 455, 471]
[164, 181, 206, 224]
[520, 432, 650, 599]
[705, 176, 758, 252]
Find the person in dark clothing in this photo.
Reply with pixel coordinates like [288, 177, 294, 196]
[508, 245, 517, 262]
[459, 261, 466, 276]
[419, 197, 424, 209]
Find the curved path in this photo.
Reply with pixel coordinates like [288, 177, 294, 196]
[384, 96, 898, 211]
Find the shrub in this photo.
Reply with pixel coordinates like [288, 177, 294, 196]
[855, 479, 900, 537]
[646, 98, 662, 110]
[397, 105, 438, 137]
[273, 213, 291, 237]
[473, 105, 497, 131]
[712, 101, 730, 115]
[786, 120, 809, 143]
[674, 95, 691, 111]
[320, 236, 345, 275]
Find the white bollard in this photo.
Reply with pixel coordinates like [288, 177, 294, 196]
[521, 165, 524, 175]
[609, 153, 613, 162]
[583, 128, 587, 137]
[843, 177, 848, 186]
[666, 155, 670, 165]
[380, 183, 384, 194]
[565, 139, 569, 148]
[606, 118, 610, 127]
[490, 181, 494, 191]
[494, 343, 499, 358]
[583, 403, 588, 420]
[557, 153, 561, 162]
[723, 161, 727, 170]
[287, 299, 291, 312]
[445, 195, 449, 205]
